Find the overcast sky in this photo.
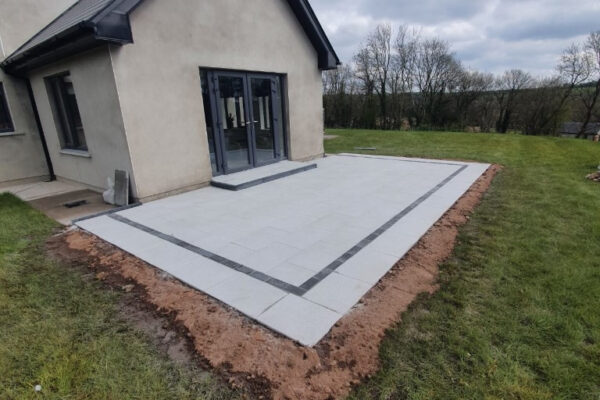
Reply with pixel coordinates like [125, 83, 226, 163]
[310, 0, 600, 77]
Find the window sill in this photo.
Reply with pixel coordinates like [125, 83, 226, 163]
[0, 131, 24, 137]
[60, 149, 91, 158]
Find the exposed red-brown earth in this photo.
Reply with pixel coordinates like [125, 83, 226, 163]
[48, 164, 500, 400]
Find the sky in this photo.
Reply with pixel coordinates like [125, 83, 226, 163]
[310, 0, 600, 77]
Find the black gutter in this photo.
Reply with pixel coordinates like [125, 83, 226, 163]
[25, 79, 55, 181]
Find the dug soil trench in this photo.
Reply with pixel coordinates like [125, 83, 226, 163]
[48, 164, 499, 400]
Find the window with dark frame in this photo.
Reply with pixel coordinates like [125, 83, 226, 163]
[0, 82, 14, 133]
[46, 73, 87, 151]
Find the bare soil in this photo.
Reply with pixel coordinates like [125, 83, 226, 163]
[47, 164, 499, 400]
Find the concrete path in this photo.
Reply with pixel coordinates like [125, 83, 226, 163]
[77, 154, 489, 346]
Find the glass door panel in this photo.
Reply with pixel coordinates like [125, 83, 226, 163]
[217, 74, 252, 171]
[249, 77, 277, 164]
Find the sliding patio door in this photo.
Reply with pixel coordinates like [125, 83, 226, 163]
[202, 70, 286, 175]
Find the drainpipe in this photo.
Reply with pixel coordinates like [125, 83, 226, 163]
[24, 78, 55, 181]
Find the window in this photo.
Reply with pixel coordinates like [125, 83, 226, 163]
[0, 82, 14, 133]
[46, 73, 87, 151]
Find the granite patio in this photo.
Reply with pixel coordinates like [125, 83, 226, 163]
[76, 154, 489, 346]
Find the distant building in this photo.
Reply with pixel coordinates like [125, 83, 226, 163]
[560, 122, 600, 139]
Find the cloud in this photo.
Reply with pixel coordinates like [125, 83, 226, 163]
[309, 0, 600, 76]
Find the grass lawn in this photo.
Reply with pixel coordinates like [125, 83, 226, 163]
[0, 193, 240, 399]
[325, 129, 600, 399]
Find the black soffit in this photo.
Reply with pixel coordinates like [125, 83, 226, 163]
[1, 0, 340, 76]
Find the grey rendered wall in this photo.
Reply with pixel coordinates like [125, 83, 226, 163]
[109, 0, 325, 200]
[0, 0, 76, 184]
[28, 48, 135, 195]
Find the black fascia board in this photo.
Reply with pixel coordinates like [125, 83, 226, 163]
[286, 0, 341, 70]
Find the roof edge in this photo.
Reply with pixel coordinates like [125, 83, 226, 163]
[2, 0, 340, 75]
[286, 0, 341, 70]
[1, 0, 143, 75]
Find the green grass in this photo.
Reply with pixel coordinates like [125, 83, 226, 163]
[325, 129, 600, 400]
[0, 193, 240, 400]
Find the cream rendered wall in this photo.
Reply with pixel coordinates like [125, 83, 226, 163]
[109, 0, 325, 200]
[0, 68, 48, 183]
[0, 0, 75, 56]
[28, 48, 136, 195]
[0, 0, 76, 183]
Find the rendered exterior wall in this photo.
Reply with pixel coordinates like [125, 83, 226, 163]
[0, 0, 75, 56]
[28, 48, 135, 195]
[0, 68, 48, 183]
[0, 0, 76, 184]
[109, 0, 325, 200]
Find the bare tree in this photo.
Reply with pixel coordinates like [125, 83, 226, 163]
[353, 46, 377, 128]
[364, 24, 394, 128]
[322, 64, 356, 128]
[389, 25, 419, 128]
[519, 76, 569, 135]
[549, 43, 592, 135]
[353, 47, 375, 95]
[577, 31, 600, 138]
[495, 69, 533, 133]
[413, 38, 462, 126]
[454, 70, 494, 127]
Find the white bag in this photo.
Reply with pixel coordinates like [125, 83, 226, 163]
[103, 177, 116, 205]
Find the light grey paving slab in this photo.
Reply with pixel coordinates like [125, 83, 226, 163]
[133, 242, 199, 276]
[171, 256, 237, 292]
[77, 215, 165, 256]
[303, 272, 372, 314]
[286, 241, 342, 272]
[336, 247, 400, 285]
[244, 242, 302, 273]
[367, 231, 418, 258]
[206, 272, 287, 318]
[233, 227, 290, 250]
[257, 294, 341, 347]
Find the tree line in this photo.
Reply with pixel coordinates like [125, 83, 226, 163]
[323, 25, 600, 137]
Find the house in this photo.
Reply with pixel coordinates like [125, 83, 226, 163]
[0, 0, 339, 201]
[560, 122, 600, 139]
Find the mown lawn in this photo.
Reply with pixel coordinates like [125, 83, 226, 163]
[0, 193, 240, 400]
[325, 129, 600, 400]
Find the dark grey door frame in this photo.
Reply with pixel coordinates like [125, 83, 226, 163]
[203, 69, 287, 176]
[211, 70, 254, 174]
[246, 73, 283, 167]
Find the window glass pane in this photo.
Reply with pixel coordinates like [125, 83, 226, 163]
[47, 74, 87, 151]
[63, 80, 86, 150]
[0, 83, 14, 132]
[250, 77, 276, 163]
[218, 75, 251, 170]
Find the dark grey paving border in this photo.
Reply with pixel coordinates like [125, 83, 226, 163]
[210, 163, 317, 191]
[72, 202, 142, 224]
[106, 160, 469, 296]
[109, 214, 305, 296]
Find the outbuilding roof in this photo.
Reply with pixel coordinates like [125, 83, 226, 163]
[1, 0, 340, 75]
